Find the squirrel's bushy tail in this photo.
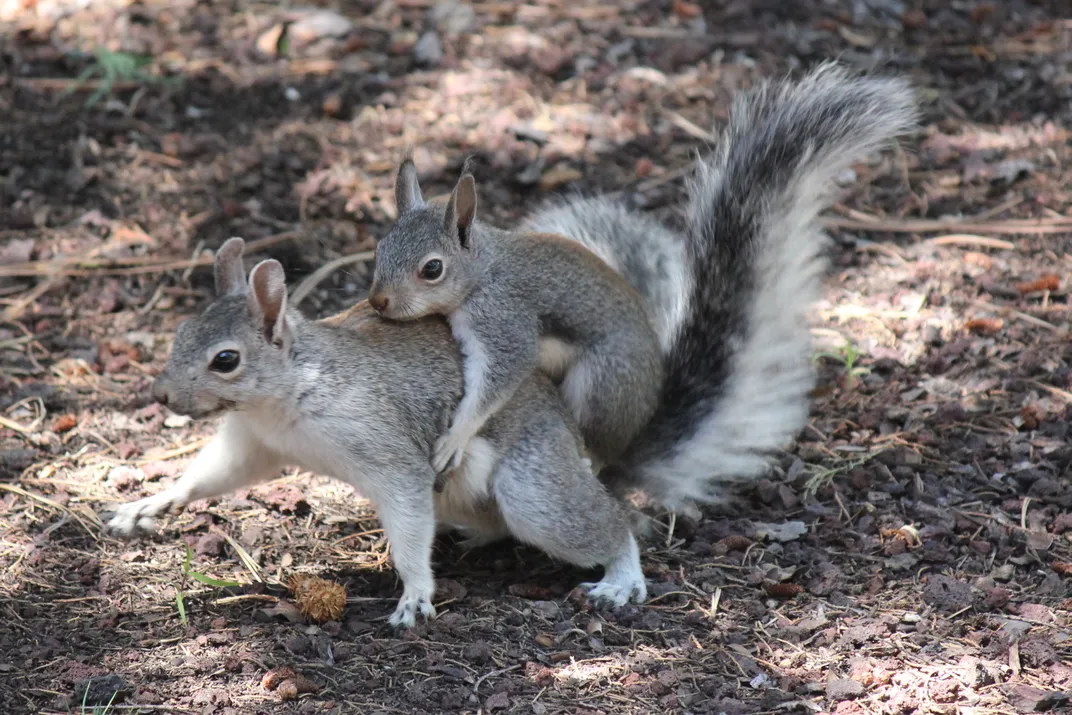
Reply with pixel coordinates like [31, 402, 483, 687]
[616, 63, 918, 509]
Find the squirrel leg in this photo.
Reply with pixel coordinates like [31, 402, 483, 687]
[435, 308, 535, 475]
[102, 415, 283, 538]
[491, 424, 647, 607]
[374, 485, 438, 629]
[559, 347, 660, 466]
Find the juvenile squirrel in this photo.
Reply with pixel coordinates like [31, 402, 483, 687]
[102, 64, 917, 628]
[368, 159, 665, 477]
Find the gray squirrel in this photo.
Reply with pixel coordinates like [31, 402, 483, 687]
[101, 64, 917, 629]
[368, 157, 665, 479]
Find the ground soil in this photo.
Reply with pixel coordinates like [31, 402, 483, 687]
[1, 1, 1072, 713]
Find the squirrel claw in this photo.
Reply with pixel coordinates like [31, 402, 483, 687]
[432, 431, 469, 475]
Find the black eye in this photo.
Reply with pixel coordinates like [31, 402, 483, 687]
[420, 259, 443, 281]
[209, 350, 241, 373]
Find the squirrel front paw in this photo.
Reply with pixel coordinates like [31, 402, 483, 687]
[101, 492, 183, 538]
[432, 430, 471, 474]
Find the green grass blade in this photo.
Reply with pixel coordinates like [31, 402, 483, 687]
[175, 589, 187, 626]
[188, 570, 241, 589]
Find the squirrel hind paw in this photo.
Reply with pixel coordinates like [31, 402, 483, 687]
[579, 537, 648, 607]
[579, 576, 648, 608]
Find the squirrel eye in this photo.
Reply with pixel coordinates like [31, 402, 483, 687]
[209, 350, 241, 373]
[420, 259, 443, 281]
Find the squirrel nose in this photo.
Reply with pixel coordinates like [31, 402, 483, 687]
[151, 378, 171, 406]
[369, 291, 389, 313]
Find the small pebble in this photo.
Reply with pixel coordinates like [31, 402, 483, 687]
[414, 32, 443, 66]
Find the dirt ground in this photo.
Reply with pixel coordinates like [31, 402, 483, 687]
[1, 0, 1072, 713]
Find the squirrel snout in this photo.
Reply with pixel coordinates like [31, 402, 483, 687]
[368, 290, 389, 313]
[151, 377, 171, 406]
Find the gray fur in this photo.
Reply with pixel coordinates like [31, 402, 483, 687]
[105, 239, 645, 628]
[395, 158, 426, 214]
[521, 196, 689, 355]
[213, 237, 247, 296]
[369, 169, 665, 471]
[102, 64, 918, 627]
[530, 63, 918, 508]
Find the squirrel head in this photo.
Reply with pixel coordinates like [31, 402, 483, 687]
[151, 237, 296, 418]
[369, 158, 481, 320]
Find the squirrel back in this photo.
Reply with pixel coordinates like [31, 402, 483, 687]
[525, 63, 918, 509]
[367, 156, 665, 469]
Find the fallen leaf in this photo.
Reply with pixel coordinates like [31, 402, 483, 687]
[436, 578, 468, 602]
[715, 534, 753, 553]
[1015, 274, 1060, 294]
[485, 692, 511, 711]
[764, 582, 804, 599]
[964, 317, 1003, 335]
[1027, 531, 1054, 551]
[1019, 404, 1044, 430]
[251, 484, 308, 513]
[52, 414, 78, 433]
[262, 666, 297, 691]
[881, 525, 922, 548]
[260, 600, 304, 623]
[1051, 562, 1072, 576]
[763, 565, 799, 583]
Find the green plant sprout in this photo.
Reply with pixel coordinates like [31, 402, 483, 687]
[816, 339, 871, 391]
[66, 47, 180, 108]
[80, 683, 118, 714]
[175, 544, 242, 626]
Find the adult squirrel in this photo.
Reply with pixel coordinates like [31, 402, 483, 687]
[369, 157, 664, 479]
[102, 64, 917, 628]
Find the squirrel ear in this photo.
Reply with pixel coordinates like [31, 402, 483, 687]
[394, 157, 424, 215]
[248, 259, 289, 346]
[214, 237, 247, 296]
[445, 174, 477, 248]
